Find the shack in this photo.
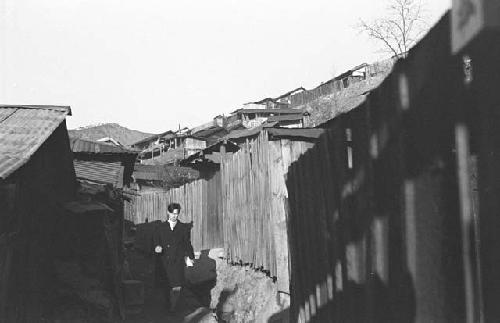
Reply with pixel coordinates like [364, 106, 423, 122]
[70, 137, 138, 189]
[0, 105, 76, 322]
[232, 107, 305, 129]
[69, 137, 142, 318]
[137, 133, 207, 165]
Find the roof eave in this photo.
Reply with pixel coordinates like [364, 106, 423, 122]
[0, 105, 72, 116]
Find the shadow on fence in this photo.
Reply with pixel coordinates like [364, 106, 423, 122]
[285, 12, 500, 322]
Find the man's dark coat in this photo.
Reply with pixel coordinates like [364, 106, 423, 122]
[134, 220, 161, 254]
[153, 221, 195, 287]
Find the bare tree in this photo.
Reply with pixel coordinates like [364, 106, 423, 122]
[358, 0, 429, 58]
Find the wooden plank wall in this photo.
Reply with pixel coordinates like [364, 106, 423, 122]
[285, 13, 489, 322]
[124, 172, 223, 251]
[473, 30, 500, 323]
[220, 131, 313, 293]
[0, 233, 14, 320]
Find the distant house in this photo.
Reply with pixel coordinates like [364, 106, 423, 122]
[244, 87, 306, 109]
[133, 129, 207, 165]
[190, 118, 246, 146]
[0, 105, 76, 321]
[232, 107, 306, 129]
[191, 126, 228, 146]
[131, 117, 246, 166]
[130, 130, 175, 151]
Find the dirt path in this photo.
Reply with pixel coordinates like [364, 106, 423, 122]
[123, 248, 216, 323]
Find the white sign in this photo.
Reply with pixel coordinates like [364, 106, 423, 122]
[452, 0, 500, 53]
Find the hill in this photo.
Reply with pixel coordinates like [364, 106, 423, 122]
[68, 123, 153, 147]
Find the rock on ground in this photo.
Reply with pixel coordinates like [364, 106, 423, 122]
[209, 250, 289, 323]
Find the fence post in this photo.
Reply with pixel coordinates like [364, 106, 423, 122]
[474, 33, 500, 323]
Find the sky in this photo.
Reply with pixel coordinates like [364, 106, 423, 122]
[1, 0, 451, 133]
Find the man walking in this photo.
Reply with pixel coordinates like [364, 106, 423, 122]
[153, 202, 195, 312]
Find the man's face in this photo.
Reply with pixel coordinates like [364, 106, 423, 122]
[168, 209, 179, 222]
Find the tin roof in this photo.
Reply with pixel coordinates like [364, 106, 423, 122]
[131, 130, 175, 147]
[181, 128, 322, 165]
[223, 127, 324, 142]
[191, 126, 226, 139]
[232, 108, 304, 115]
[74, 159, 125, 188]
[266, 114, 304, 122]
[224, 127, 263, 141]
[70, 137, 138, 154]
[267, 128, 324, 140]
[191, 126, 229, 145]
[0, 105, 71, 180]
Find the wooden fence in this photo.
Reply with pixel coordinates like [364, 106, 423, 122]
[286, 13, 500, 322]
[220, 131, 315, 293]
[124, 172, 224, 252]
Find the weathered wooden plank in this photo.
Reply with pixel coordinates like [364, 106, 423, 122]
[473, 33, 500, 323]
[270, 140, 290, 293]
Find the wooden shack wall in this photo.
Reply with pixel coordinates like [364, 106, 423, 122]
[0, 121, 76, 322]
[124, 171, 223, 251]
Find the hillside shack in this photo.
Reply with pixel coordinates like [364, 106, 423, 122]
[0, 105, 76, 322]
[70, 137, 138, 189]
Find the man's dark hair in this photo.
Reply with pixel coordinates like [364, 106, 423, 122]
[167, 202, 181, 213]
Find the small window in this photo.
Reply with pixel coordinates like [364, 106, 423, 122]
[345, 128, 352, 142]
[347, 146, 353, 169]
[342, 78, 349, 88]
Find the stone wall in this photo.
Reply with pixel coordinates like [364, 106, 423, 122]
[207, 249, 289, 323]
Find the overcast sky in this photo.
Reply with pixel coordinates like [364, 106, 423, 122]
[1, 0, 451, 133]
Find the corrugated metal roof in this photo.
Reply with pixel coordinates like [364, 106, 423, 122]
[224, 127, 323, 142]
[233, 108, 304, 114]
[0, 104, 71, 115]
[181, 128, 322, 164]
[70, 137, 137, 154]
[191, 126, 226, 139]
[267, 114, 304, 122]
[131, 130, 174, 146]
[191, 126, 229, 145]
[74, 159, 124, 187]
[224, 127, 263, 140]
[267, 128, 324, 140]
[0, 105, 70, 180]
